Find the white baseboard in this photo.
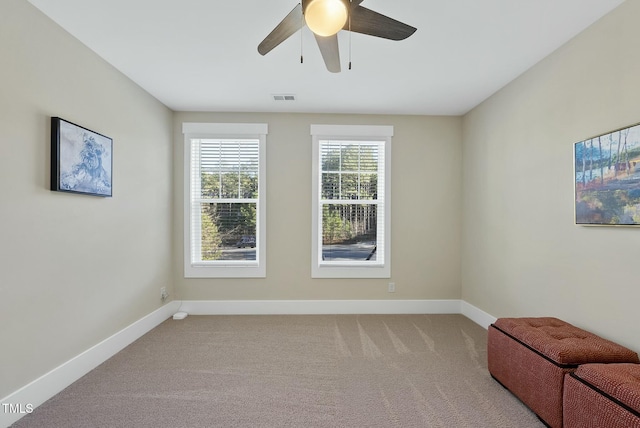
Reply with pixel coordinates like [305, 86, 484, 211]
[180, 299, 495, 328]
[179, 299, 463, 315]
[1, 299, 495, 428]
[0, 301, 180, 428]
[461, 300, 497, 329]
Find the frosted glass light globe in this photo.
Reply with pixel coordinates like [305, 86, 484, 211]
[305, 0, 348, 37]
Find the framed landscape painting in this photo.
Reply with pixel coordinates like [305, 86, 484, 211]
[574, 122, 640, 225]
[51, 117, 113, 197]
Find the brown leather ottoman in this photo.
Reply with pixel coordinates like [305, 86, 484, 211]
[564, 363, 640, 428]
[488, 317, 639, 428]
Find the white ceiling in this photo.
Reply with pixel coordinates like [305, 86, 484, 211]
[28, 0, 625, 115]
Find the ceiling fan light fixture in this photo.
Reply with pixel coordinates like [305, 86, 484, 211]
[304, 0, 348, 37]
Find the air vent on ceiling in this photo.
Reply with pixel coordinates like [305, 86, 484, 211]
[273, 94, 296, 101]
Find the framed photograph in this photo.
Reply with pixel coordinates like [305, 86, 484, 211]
[51, 117, 113, 197]
[574, 122, 640, 225]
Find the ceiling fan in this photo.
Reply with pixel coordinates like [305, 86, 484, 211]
[257, 0, 417, 73]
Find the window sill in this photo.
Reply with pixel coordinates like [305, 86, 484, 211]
[311, 264, 390, 279]
[184, 264, 266, 278]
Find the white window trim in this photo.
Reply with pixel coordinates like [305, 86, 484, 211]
[183, 122, 267, 278]
[311, 124, 392, 278]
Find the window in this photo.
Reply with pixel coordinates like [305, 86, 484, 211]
[183, 123, 267, 278]
[311, 124, 392, 278]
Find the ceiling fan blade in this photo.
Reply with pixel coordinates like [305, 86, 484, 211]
[258, 4, 304, 55]
[314, 34, 341, 73]
[346, 6, 416, 41]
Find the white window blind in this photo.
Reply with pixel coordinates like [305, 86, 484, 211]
[183, 123, 267, 278]
[190, 139, 259, 264]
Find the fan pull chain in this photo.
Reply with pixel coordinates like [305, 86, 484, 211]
[300, 3, 304, 64]
[348, 0, 352, 70]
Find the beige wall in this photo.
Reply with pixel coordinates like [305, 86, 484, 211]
[173, 112, 462, 301]
[0, 1, 174, 398]
[462, 0, 640, 351]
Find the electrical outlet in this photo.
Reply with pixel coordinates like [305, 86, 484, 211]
[388, 282, 395, 293]
[160, 287, 169, 302]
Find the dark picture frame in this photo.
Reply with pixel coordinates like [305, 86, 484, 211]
[574, 122, 640, 225]
[51, 117, 113, 197]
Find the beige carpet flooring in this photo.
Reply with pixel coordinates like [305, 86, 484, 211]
[12, 314, 544, 427]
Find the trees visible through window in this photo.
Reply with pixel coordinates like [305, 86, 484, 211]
[183, 123, 267, 278]
[311, 125, 392, 278]
[320, 141, 381, 262]
[195, 140, 258, 261]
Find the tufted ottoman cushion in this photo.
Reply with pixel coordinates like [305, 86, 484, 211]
[488, 317, 639, 428]
[564, 363, 640, 428]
